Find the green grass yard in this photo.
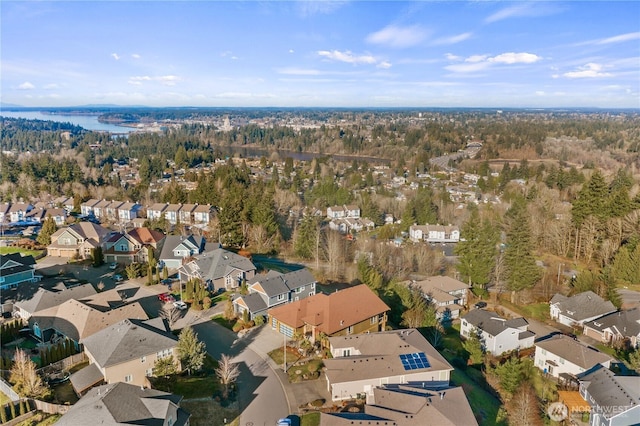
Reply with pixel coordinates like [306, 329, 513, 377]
[0, 246, 44, 258]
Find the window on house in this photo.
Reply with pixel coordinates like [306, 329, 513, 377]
[342, 349, 351, 357]
[124, 374, 133, 383]
[296, 286, 304, 293]
[310, 283, 315, 289]
[119, 244, 127, 251]
[541, 349, 547, 355]
[370, 316, 377, 324]
[347, 326, 354, 335]
[308, 291, 315, 296]
[145, 368, 153, 377]
[277, 294, 285, 301]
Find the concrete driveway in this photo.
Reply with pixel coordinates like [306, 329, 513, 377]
[192, 322, 290, 426]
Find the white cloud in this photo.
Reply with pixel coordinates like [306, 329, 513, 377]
[445, 53, 462, 61]
[562, 63, 612, 79]
[445, 52, 541, 73]
[432, 32, 472, 46]
[158, 75, 181, 86]
[289, 49, 295, 54]
[485, 3, 559, 23]
[317, 50, 376, 65]
[131, 53, 141, 59]
[18, 81, 35, 90]
[377, 61, 392, 69]
[277, 68, 322, 76]
[536, 91, 545, 96]
[596, 32, 640, 45]
[111, 53, 120, 60]
[366, 25, 428, 48]
[488, 52, 541, 64]
[128, 75, 180, 86]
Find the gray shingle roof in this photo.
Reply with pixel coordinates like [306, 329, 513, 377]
[57, 382, 189, 426]
[578, 365, 640, 420]
[462, 309, 529, 337]
[15, 284, 97, 316]
[81, 318, 177, 368]
[69, 363, 104, 395]
[536, 335, 612, 370]
[158, 235, 206, 263]
[550, 291, 617, 322]
[583, 308, 640, 338]
[180, 248, 255, 281]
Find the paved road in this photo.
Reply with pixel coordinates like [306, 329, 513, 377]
[193, 321, 289, 426]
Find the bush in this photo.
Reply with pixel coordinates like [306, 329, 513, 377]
[202, 297, 212, 310]
[232, 322, 244, 333]
[254, 315, 265, 326]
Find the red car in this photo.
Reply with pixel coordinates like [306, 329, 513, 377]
[158, 293, 175, 303]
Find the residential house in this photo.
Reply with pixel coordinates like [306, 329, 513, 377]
[409, 224, 460, 243]
[158, 235, 210, 269]
[178, 203, 197, 225]
[550, 291, 617, 328]
[325, 329, 453, 402]
[80, 199, 100, 217]
[53, 196, 75, 212]
[14, 284, 97, 320]
[577, 364, 640, 426]
[103, 227, 165, 265]
[268, 285, 389, 343]
[147, 203, 168, 221]
[57, 382, 190, 426]
[344, 204, 361, 218]
[48, 222, 112, 259]
[8, 202, 33, 223]
[25, 207, 46, 223]
[92, 199, 112, 220]
[583, 308, 640, 348]
[45, 208, 68, 226]
[178, 248, 256, 291]
[320, 385, 477, 425]
[164, 204, 182, 225]
[0, 254, 39, 290]
[117, 202, 142, 222]
[233, 268, 317, 319]
[29, 299, 148, 347]
[328, 217, 375, 234]
[534, 335, 612, 379]
[193, 204, 213, 225]
[460, 309, 535, 355]
[0, 203, 11, 224]
[326, 205, 346, 219]
[70, 318, 179, 395]
[406, 276, 470, 321]
[104, 201, 124, 222]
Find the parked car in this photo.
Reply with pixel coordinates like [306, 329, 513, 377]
[109, 262, 118, 270]
[113, 274, 124, 282]
[173, 300, 188, 310]
[474, 301, 487, 309]
[158, 293, 175, 303]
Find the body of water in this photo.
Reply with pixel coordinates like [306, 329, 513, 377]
[0, 110, 134, 133]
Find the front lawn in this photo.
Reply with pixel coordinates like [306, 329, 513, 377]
[287, 358, 323, 383]
[499, 300, 550, 322]
[0, 246, 44, 258]
[301, 412, 321, 426]
[179, 399, 239, 426]
[211, 315, 237, 332]
[151, 355, 219, 399]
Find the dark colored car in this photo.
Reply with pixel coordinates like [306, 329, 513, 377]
[474, 301, 487, 309]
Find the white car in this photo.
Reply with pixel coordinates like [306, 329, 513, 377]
[109, 262, 118, 270]
[173, 301, 188, 310]
[113, 274, 124, 282]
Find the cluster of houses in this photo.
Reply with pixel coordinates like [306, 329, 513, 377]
[80, 199, 214, 227]
[459, 290, 640, 426]
[0, 200, 71, 227]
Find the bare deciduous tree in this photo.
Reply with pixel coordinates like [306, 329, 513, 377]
[9, 349, 49, 399]
[159, 306, 182, 327]
[215, 354, 240, 399]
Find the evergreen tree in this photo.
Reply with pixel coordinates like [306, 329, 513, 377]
[572, 170, 609, 227]
[293, 215, 320, 260]
[504, 199, 542, 298]
[455, 209, 499, 294]
[37, 216, 57, 246]
[91, 247, 104, 267]
[177, 326, 206, 376]
[218, 185, 245, 247]
[462, 330, 484, 365]
[153, 355, 177, 377]
[494, 357, 523, 397]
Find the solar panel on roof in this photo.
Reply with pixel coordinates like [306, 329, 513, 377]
[399, 352, 430, 371]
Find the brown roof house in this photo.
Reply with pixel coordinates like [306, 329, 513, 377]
[325, 328, 453, 402]
[103, 227, 165, 265]
[267, 285, 389, 345]
[29, 298, 148, 348]
[57, 382, 190, 426]
[320, 384, 477, 426]
[583, 308, 640, 348]
[404, 276, 470, 321]
[534, 335, 613, 379]
[48, 222, 112, 260]
[70, 318, 179, 395]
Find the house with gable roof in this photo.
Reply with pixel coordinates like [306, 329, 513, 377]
[460, 309, 535, 355]
[320, 384, 478, 426]
[268, 285, 389, 343]
[178, 203, 197, 225]
[577, 364, 640, 426]
[232, 268, 317, 319]
[117, 202, 142, 222]
[80, 199, 100, 217]
[8, 202, 34, 223]
[70, 318, 179, 395]
[325, 328, 453, 402]
[146, 203, 168, 221]
[193, 204, 213, 225]
[159, 235, 211, 269]
[178, 247, 256, 291]
[92, 199, 112, 220]
[57, 382, 190, 426]
[0, 253, 39, 290]
[163, 204, 182, 225]
[583, 308, 640, 348]
[550, 291, 617, 327]
[534, 334, 612, 379]
[409, 224, 460, 243]
[405, 275, 470, 321]
[14, 283, 97, 320]
[103, 227, 165, 265]
[48, 222, 112, 259]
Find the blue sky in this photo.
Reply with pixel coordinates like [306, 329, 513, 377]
[1, 1, 639, 108]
